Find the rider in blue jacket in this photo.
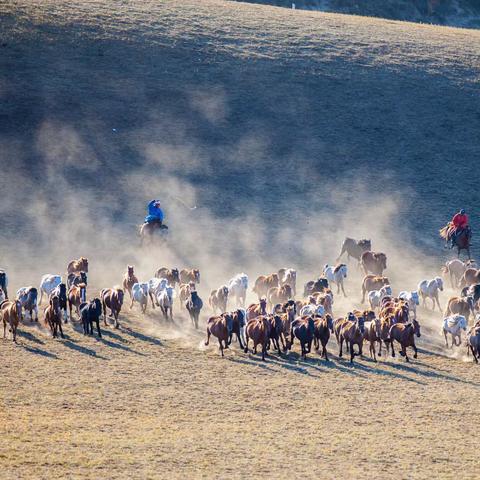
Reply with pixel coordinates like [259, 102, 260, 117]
[145, 200, 164, 225]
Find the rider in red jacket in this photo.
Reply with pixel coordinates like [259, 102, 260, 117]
[449, 209, 469, 247]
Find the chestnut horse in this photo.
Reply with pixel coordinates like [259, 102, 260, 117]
[253, 273, 279, 300]
[180, 269, 200, 285]
[361, 251, 387, 276]
[155, 267, 180, 287]
[1, 299, 21, 342]
[44, 295, 64, 339]
[205, 314, 233, 357]
[389, 319, 421, 362]
[244, 316, 271, 361]
[67, 257, 88, 274]
[122, 266, 139, 300]
[101, 287, 124, 328]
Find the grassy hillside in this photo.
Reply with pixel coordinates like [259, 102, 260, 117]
[234, 0, 480, 28]
[0, 0, 479, 261]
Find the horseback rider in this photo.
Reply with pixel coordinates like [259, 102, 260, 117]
[448, 209, 469, 248]
[144, 199, 167, 229]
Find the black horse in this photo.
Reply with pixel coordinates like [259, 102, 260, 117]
[80, 298, 102, 337]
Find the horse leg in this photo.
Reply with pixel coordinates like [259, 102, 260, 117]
[436, 295, 441, 312]
[350, 342, 355, 363]
[322, 343, 329, 361]
[470, 346, 478, 363]
[377, 340, 382, 357]
[243, 333, 249, 353]
[339, 337, 343, 358]
[341, 282, 347, 298]
[444, 330, 449, 347]
[412, 341, 417, 359]
[205, 329, 211, 346]
[58, 321, 64, 339]
[218, 338, 224, 357]
[3, 320, 6, 339]
[96, 318, 102, 338]
[403, 345, 410, 362]
[390, 340, 395, 358]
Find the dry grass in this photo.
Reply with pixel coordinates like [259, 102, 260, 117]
[1, 276, 479, 479]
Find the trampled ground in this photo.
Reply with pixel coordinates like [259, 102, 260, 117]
[1, 277, 479, 479]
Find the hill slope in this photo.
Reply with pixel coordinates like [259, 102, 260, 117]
[0, 0, 479, 267]
[234, 0, 480, 28]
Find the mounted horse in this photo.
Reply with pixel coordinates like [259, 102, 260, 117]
[440, 224, 471, 259]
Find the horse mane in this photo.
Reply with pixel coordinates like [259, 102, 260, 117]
[334, 264, 345, 273]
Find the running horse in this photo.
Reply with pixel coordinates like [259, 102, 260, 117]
[440, 224, 471, 259]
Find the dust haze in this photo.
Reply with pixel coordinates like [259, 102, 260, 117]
[0, 100, 450, 327]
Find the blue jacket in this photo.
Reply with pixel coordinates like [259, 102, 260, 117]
[146, 200, 164, 222]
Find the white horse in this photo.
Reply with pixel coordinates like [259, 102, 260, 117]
[148, 277, 168, 308]
[323, 264, 348, 297]
[368, 285, 392, 311]
[227, 273, 248, 307]
[157, 285, 174, 321]
[131, 282, 149, 313]
[299, 304, 325, 317]
[16, 286, 39, 321]
[398, 291, 420, 319]
[418, 277, 443, 311]
[279, 268, 297, 296]
[39, 274, 62, 305]
[442, 314, 468, 348]
[442, 259, 476, 288]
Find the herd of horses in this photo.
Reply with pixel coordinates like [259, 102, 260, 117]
[1, 237, 480, 364]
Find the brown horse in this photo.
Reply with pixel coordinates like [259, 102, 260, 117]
[267, 284, 292, 310]
[444, 296, 475, 321]
[439, 224, 471, 259]
[389, 319, 421, 362]
[122, 266, 138, 300]
[337, 238, 371, 262]
[459, 268, 480, 288]
[253, 273, 279, 300]
[277, 305, 295, 350]
[205, 314, 233, 357]
[363, 318, 381, 361]
[101, 287, 124, 328]
[244, 316, 271, 361]
[466, 325, 480, 363]
[361, 251, 387, 276]
[313, 314, 333, 360]
[67, 257, 88, 274]
[179, 282, 195, 309]
[155, 267, 180, 287]
[246, 298, 267, 321]
[1, 299, 21, 342]
[44, 295, 64, 339]
[179, 269, 200, 285]
[68, 283, 87, 321]
[266, 314, 283, 354]
[339, 315, 365, 363]
[361, 275, 390, 303]
[139, 222, 168, 245]
[208, 286, 229, 314]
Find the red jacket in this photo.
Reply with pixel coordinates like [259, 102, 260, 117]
[452, 213, 468, 229]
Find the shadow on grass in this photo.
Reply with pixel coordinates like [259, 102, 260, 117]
[122, 326, 163, 346]
[62, 339, 108, 359]
[22, 344, 58, 359]
[18, 330, 45, 345]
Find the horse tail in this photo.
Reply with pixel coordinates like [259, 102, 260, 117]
[439, 224, 450, 240]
